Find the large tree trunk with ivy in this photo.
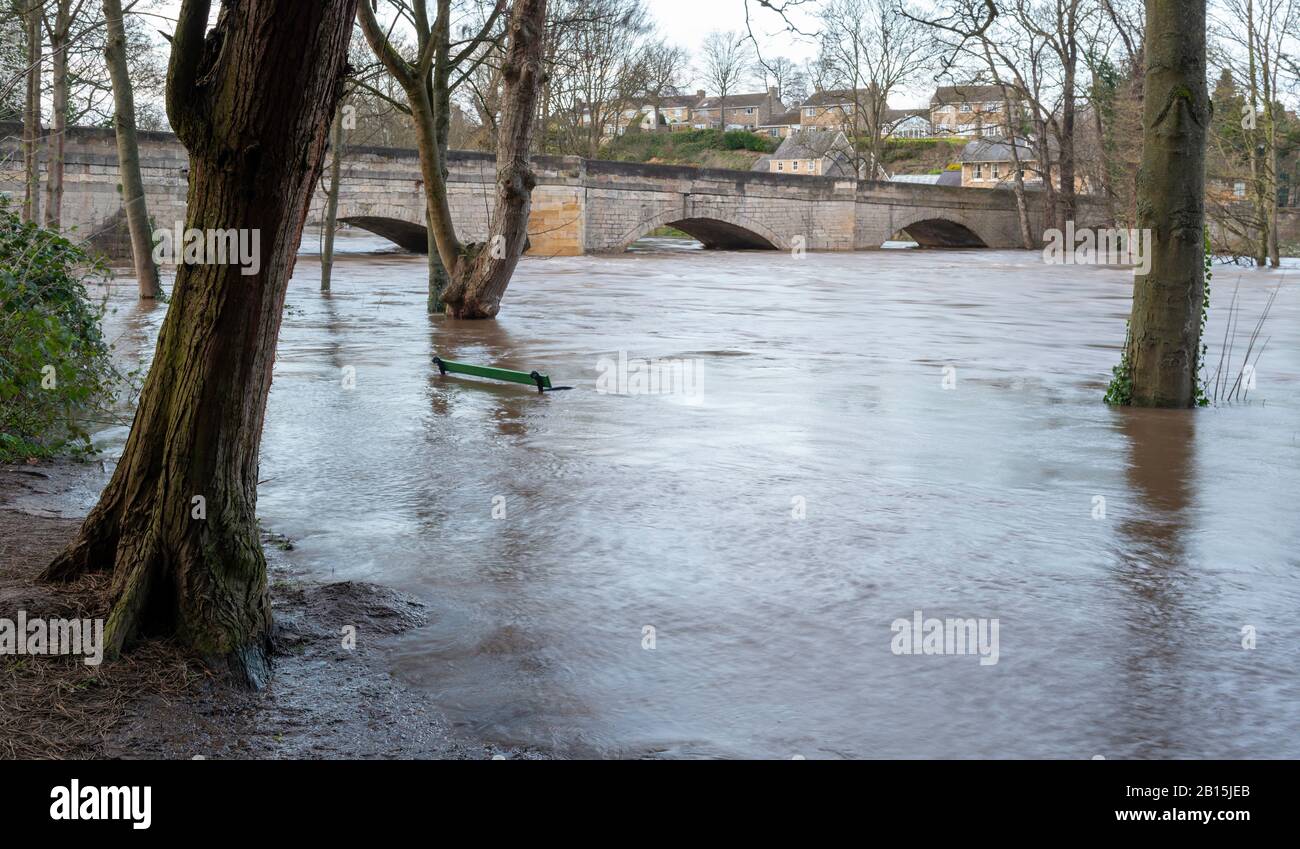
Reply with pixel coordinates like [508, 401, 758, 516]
[1123, 0, 1209, 408]
[41, 0, 358, 686]
[102, 0, 162, 298]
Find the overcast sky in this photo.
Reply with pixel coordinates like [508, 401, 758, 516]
[648, 0, 820, 61]
[146, 0, 936, 108]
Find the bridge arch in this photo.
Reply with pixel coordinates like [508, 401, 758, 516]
[337, 215, 429, 252]
[618, 208, 787, 252]
[890, 214, 990, 248]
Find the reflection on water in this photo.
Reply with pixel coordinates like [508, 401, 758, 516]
[92, 234, 1300, 758]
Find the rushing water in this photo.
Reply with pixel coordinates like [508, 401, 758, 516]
[93, 233, 1300, 759]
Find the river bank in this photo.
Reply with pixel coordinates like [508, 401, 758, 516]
[0, 460, 546, 760]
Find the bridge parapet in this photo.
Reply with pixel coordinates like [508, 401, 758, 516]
[1, 122, 1111, 260]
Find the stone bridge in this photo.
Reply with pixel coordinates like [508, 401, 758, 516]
[1, 123, 1119, 257]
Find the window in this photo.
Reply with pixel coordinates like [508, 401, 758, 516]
[986, 102, 1001, 112]
[991, 164, 1000, 179]
[805, 107, 817, 118]
[776, 162, 784, 171]
[792, 160, 800, 171]
[974, 163, 983, 179]
[960, 103, 972, 113]
[746, 107, 755, 114]
[1234, 181, 1247, 198]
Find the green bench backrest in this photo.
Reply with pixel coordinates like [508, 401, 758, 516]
[434, 358, 552, 390]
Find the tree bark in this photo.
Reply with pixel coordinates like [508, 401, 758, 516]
[102, 0, 162, 298]
[42, 0, 358, 686]
[1056, 30, 1078, 225]
[439, 0, 548, 319]
[42, 0, 71, 229]
[1244, 0, 1267, 266]
[321, 105, 343, 292]
[1125, 0, 1209, 408]
[21, 0, 42, 225]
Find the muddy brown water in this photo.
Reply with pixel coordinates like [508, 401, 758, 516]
[88, 234, 1299, 759]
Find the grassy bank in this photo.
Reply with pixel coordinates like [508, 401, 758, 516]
[600, 129, 777, 170]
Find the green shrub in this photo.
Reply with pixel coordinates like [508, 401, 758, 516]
[0, 197, 117, 461]
[721, 130, 776, 152]
[600, 128, 776, 166]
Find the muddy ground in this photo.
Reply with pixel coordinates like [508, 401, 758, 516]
[0, 461, 546, 760]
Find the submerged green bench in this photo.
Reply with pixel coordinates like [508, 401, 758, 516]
[433, 356, 557, 393]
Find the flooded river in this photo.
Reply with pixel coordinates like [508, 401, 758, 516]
[93, 234, 1300, 758]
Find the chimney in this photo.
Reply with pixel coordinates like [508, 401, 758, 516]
[696, 89, 706, 99]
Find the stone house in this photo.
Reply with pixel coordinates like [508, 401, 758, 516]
[756, 107, 802, 139]
[957, 138, 1043, 188]
[930, 84, 1024, 137]
[692, 88, 785, 131]
[759, 129, 859, 177]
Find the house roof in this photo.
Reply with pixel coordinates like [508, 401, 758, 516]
[656, 93, 702, 109]
[884, 108, 929, 121]
[759, 108, 802, 127]
[772, 129, 854, 162]
[930, 84, 1014, 107]
[958, 138, 1037, 163]
[802, 88, 881, 108]
[696, 91, 777, 109]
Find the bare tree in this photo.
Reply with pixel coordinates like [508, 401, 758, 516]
[102, 0, 161, 297]
[20, 0, 42, 224]
[357, 0, 511, 313]
[817, 0, 930, 179]
[359, 0, 550, 318]
[1213, 0, 1299, 267]
[543, 0, 655, 156]
[700, 30, 753, 129]
[754, 55, 807, 102]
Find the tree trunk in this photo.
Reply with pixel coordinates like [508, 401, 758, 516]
[1261, 61, 1280, 268]
[321, 106, 343, 292]
[42, 0, 358, 686]
[439, 0, 548, 319]
[1001, 94, 1033, 249]
[1057, 49, 1078, 225]
[1034, 122, 1058, 234]
[1244, 0, 1267, 266]
[43, 0, 71, 229]
[102, 0, 162, 298]
[21, 0, 41, 225]
[1125, 0, 1209, 408]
